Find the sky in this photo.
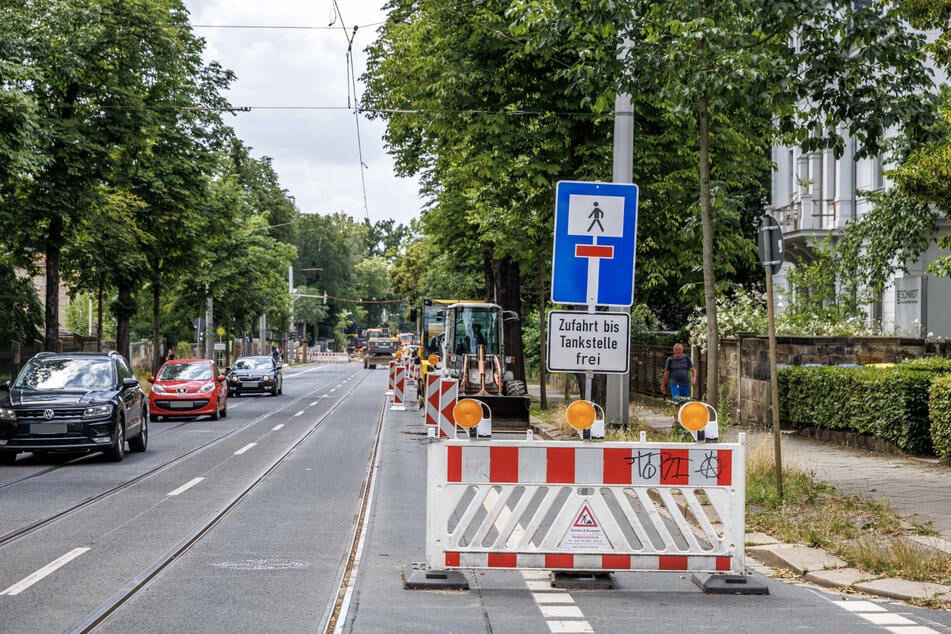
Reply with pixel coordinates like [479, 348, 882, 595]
[181, 0, 422, 227]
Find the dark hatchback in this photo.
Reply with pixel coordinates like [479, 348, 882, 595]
[226, 356, 283, 397]
[0, 351, 148, 465]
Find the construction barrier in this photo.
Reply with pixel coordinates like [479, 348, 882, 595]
[425, 436, 746, 575]
[391, 364, 407, 410]
[307, 351, 349, 363]
[386, 360, 396, 396]
[425, 373, 441, 428]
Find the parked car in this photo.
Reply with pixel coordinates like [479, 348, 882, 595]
[0, 351, 148, 464]
[226, 356, 283, 397]
[148, 359, 228, 421]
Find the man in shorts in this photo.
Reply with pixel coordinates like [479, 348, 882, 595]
[662, 343, 695, 403]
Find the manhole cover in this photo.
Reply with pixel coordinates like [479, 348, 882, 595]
[213, 558, 308, 571]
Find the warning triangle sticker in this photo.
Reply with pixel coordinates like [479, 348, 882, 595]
[559, 501, 612, 550]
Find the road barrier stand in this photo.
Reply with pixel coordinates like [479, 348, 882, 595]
[386, 360, 396, 396]
[425, 373, 441, 430]
[390, 363, 407, 411]
[407, 399, 767, 595]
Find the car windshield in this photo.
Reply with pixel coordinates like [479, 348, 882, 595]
[157, 362, 213, 381]
[232, 357, 273, 371]
[15, 357, 115, 391]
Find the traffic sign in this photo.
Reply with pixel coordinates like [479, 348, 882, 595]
[546, 310, 630, 374]
[551, 181, 638, 307]
[757, 214, 784, 275]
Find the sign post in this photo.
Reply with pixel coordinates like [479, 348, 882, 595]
[549, 181, 638, 416]
[757, 214, 784, 497]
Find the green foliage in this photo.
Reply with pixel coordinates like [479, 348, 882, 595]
[779, 366, 936, 455]
[0, 255, 42, 345]
[929, 375, 951, 460]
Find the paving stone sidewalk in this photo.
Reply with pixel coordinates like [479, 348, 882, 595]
[631, 403, 951, 604]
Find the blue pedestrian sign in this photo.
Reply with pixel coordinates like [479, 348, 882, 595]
[551, 181, 638, 307]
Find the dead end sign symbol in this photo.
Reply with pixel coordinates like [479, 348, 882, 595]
[551, 180, 638, 307]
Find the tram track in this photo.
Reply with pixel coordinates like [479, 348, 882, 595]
[70, 368, 378, 633]
[0, 368, 367, 550]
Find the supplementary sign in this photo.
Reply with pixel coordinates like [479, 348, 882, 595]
[547, 310, 630, 374]
[551, 180, 638, 307]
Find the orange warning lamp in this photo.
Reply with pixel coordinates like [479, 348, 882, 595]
[565, 400, 596, 431]
[453, 398, 484, 429]
[395, 350, 403, 360]
[678, 401, 710, 432]
[427, 354, 440, 366]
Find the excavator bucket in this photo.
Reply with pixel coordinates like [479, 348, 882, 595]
[467, 394, 531, 431]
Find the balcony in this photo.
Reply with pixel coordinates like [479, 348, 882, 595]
[770, 195, 841, 264]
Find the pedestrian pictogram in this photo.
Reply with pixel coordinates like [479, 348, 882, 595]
[551, 181, 638, 306]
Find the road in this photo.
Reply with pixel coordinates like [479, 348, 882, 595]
[1, 361, 950, 633]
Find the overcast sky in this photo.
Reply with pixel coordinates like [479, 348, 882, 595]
[181, 0, 422, 227]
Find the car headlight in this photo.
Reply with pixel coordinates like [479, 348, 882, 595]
[198, 383, 215, 393]
[0, 406, 16, 421]
[263, 375, 273, 383]
[84, 404, 113, 418]
[151, 384, 169, 394]
[229, 375, 239, 383]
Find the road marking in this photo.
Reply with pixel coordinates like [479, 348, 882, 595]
[294, 410, 304, 417]
[234, 443, 257, 455]
[0, 547, 90, 596]
[831, 598, 938, 632]
[521, 571, 594, 633]
[272, 424, 284, 431]
[168, 477, 204, 496]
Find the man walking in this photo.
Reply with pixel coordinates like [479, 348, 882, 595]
[661, 343, 695, 404]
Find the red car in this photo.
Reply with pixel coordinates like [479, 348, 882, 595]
[148, 359, 228, 421]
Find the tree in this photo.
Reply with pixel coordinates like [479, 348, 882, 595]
[512, 0, 934, 407]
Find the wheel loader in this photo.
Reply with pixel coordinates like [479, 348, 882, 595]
[438, 302, 530, 430]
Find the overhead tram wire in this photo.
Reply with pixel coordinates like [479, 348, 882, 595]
[330, 0, 371, 225]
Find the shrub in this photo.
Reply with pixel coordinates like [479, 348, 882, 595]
[930, 376, 951, 460]
[779, 365, 935, 455]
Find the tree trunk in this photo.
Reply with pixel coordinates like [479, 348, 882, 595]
[44, 215, 62, 352]
[115, 283, 134, 361]
[698, 98, 719, 409]
[152, 270, 162, 374]
[96, 283, 104, 352]
[488, 254, 526, 385]
[537, 253, 547, 409]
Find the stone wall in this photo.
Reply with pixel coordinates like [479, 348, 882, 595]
[720, 335, 948, 426]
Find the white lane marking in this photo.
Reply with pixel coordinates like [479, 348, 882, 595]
[234, 443, 257, 455]
[533, 592, 574, 604]
[836, 601, 887, 612]
[294, 411, 304, 417]
[168, 477, 204, 496]
[830, 598, 938, 633]
[310, 401, 319, 407]
[547, 621, 594, 634]
[538, 605, 584, 619]
[272, 424, 284, 431]
[1, 547, 90, 596]
[525, 580, 553, 591]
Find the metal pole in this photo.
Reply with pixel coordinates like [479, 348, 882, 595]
[765, 270, 784, 497]
[607, 90, 634, 426]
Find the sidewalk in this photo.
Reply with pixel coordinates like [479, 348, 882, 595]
[529, 388, 951, 604]
[636, 402, 951, 604]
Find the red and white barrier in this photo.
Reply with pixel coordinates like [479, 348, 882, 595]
[425, 373, 441, 428]
[425, 436, 747, 575]
[438, 377, 458, 439]
[386, 360, 396, 396]
[390, 363, 407, 411]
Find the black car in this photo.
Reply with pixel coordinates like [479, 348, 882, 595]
[0, 351, 149, 465]
[226, 356, 283, 397]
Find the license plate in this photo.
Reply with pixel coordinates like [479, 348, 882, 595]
[242, 381, 258, 388]
[169, 401, 194, 409]
[31, 423, 67, 435]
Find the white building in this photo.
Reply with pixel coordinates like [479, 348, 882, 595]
[769, 55, 951, 337]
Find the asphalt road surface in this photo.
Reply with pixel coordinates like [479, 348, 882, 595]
[2, 361, 951, 633]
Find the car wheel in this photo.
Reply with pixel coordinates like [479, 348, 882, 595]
[211, 397, 221, 420]
[278, 380, 283, 395]
[271, 383, 279, 396]
[0, 452, 17, 466]
[105, 419, 125, 462]
[221, 399, 228, 418]
[129, 412, 148, 453]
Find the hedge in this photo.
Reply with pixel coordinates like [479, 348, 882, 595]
[930, 376, 951, 460]
[778, 365, 935, 455]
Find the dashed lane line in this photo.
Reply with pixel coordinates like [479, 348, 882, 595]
[0, 547, 90, 596]
[167, 477, 204, 497]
